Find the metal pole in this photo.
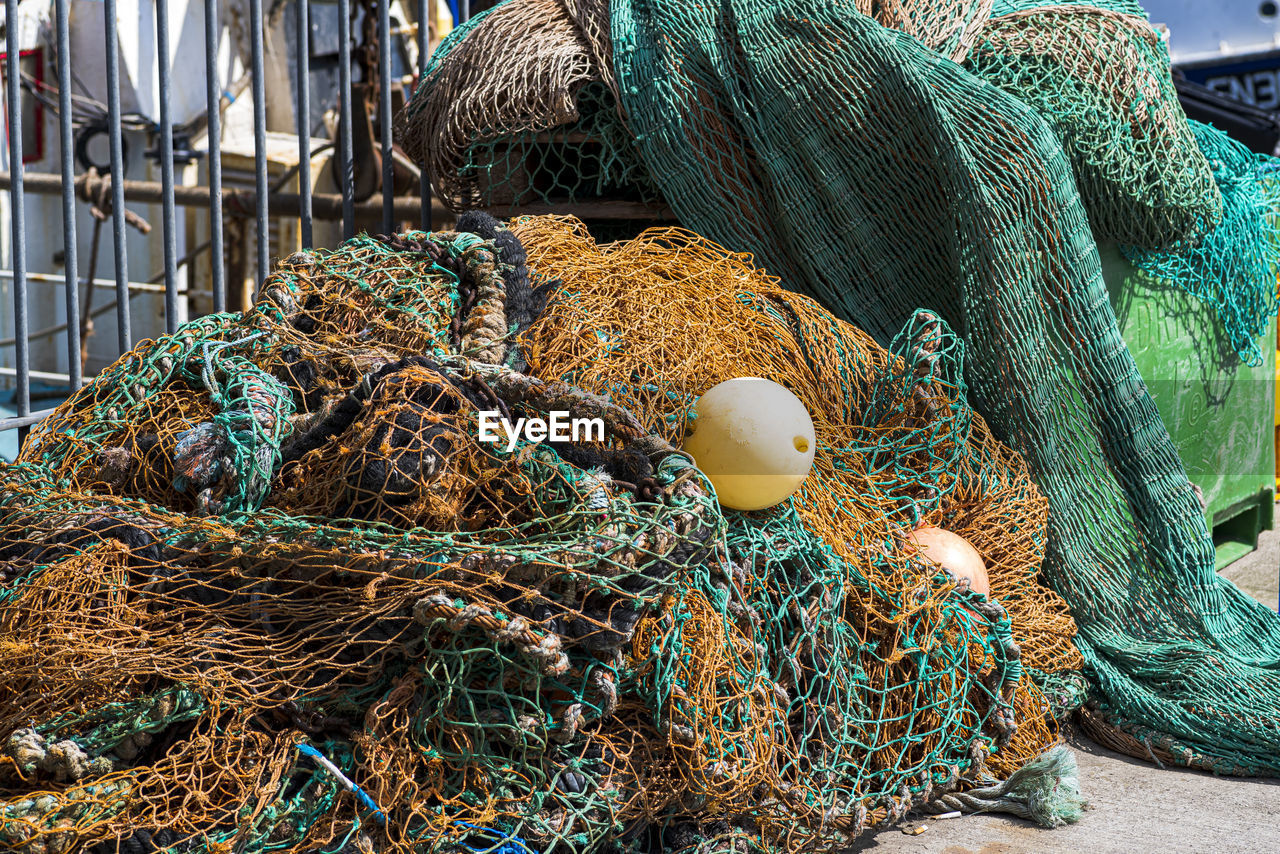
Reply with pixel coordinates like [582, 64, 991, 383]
[103, 0, 132, 350]
[54, 0, 81, 389]
[378, 0, 394, 235]
[5, 0, 29, 427]
[0, 409, 55, 432]
[204, 0, 225, 313]
[156, 0, 179, 333]
[296, 0, 313, 247]
[0, 170, 669, 220]
[338, 0, 355, 239]
[417, 0, 432, 231]
[249, 0, 269, 288]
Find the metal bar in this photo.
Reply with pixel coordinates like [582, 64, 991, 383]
[204, 0, 226, 313]
[0, 366, 86, 383]
[0, 171, 677, 220]
[460, 0, 470, 23]
[417, 0, 432, 231]
[0, 279, 153, 351]
[0, 269, 177, 295]
[249, 0, 269, 287]
[378, 0, 394, 234]
[156, 0, 179, 333]
[5, 0, 28, 423]
[0, 408, 57, 432]
[296, 0, 313, 247]
[103, 0, 132, 350]
[54, 0, 81, 389]
[338, 0, 355, 239]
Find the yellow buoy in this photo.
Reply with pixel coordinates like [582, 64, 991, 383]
[908, 525, 990, 597]
[682, 377, 816, 511]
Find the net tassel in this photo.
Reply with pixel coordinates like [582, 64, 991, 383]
[918, 745, 1085, 828]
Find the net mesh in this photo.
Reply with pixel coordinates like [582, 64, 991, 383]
[854, 0, 995, 61]
[965, 5, 1221, 248]
[1119, 119, 1280, 366]
[395, 0, 659, 212]
[457, 83, 663, 211]
[397, 0, 1280, 780]
[1, 218, 1083, 853]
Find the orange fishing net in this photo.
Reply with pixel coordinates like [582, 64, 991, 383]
[515, 216, 1084, 783]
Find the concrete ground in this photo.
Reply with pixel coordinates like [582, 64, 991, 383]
[1222, 512, 1280, 613]
[849, 513, 1280, 854]
[849, 735, 1280, 854]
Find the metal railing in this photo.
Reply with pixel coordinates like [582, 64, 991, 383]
[0, 0, 471, 441]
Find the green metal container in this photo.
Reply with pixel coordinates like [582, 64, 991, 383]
[1100, 243, 1277, 569]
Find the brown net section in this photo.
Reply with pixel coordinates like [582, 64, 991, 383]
[395, 0, 603, 209]
[858, 0, 996, 61]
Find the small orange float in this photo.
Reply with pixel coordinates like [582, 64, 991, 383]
[908, 525, 990, 597]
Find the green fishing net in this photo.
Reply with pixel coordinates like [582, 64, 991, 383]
[460, 83, 662, 210]
[1120, 119, 1280, 366]
[965, 2, 1222, 247]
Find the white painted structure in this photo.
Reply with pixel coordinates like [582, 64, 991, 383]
[1146, 0, 1280, 63]
[0, 0, 342, 387]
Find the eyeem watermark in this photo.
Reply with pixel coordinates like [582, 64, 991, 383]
[478, 411, 604, 452]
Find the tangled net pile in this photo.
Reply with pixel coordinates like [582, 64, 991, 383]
[402, 0, 661, 210]
[399, 0, 1280, 776]
[0, 216, 1083, 853]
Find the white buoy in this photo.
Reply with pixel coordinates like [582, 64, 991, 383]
[682, 377, 816, 511]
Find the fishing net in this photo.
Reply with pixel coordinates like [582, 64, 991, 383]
[0, 216, 1083, 853]
[397, 0, 1221, 245]
[1118, 120, 1280, 366]
[510, 217, 1089, 770]
[965, 3, 1221, 248]
[397, 0, 1280, 778]
[396, 0, 660, 211]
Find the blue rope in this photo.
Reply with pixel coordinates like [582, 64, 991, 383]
[452, 819, 536, 854]
[296, 743, 387, 825]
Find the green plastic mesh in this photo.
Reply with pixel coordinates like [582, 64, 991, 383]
[397, 0, 1280, 777]
[460, 84, 662, 210]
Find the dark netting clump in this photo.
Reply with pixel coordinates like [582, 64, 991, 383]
[0, 217, 1085, 853]
[395, 0, 663, 212]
